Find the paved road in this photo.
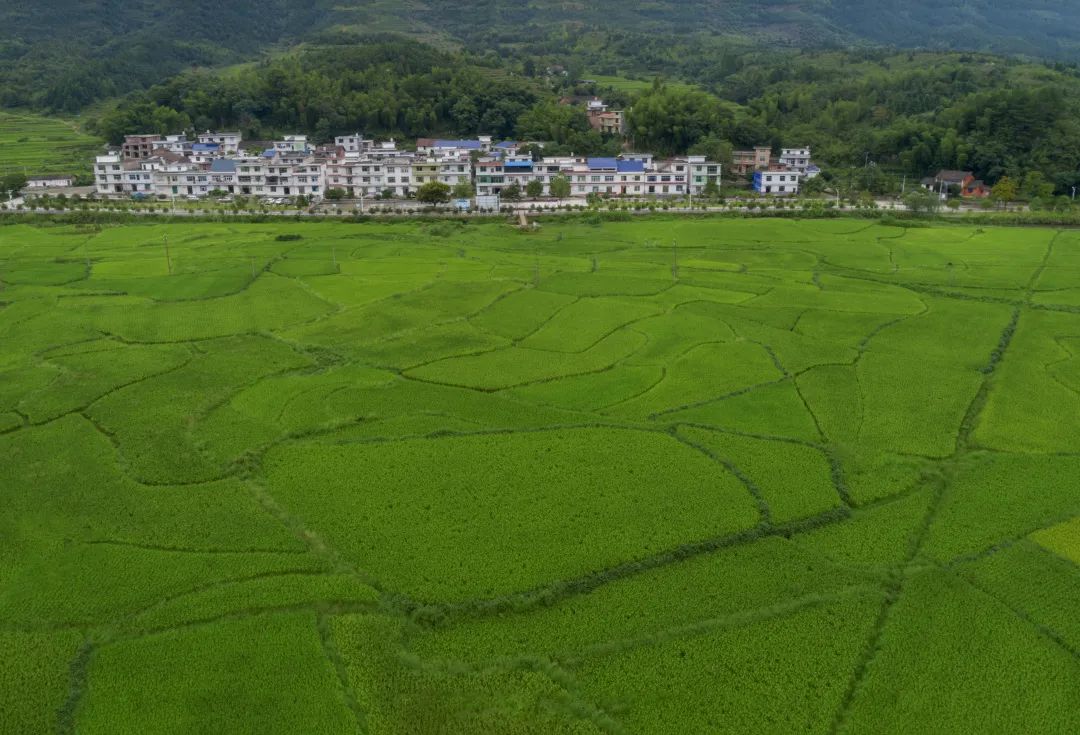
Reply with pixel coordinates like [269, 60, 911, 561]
[12, 200, 921, 218]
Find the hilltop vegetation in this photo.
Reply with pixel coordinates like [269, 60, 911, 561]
[6, 1, 1080, 112]
[1, 217, 1078, 732]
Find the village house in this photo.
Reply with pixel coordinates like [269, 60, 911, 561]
[197, 131, 241, 155]
[208, 159, 237, 193]
[586, 98, 627, 137]
[753, 168, 802, 196]
[687, 155, 721, 193]
[732, 146, 773, 175]
[26, 175, 74, 189]
[779, 147, 811, 172]
[929, 170, 991, 198]
[121, 134, 159, 161]
[416, 138, 492, 157]
[334, 133, 374, 153]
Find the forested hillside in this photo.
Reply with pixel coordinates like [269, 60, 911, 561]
[5, 1, 1080, 111]
[0, 1, 327, 110]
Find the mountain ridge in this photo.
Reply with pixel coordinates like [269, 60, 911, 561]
[3, 1, 1080, 111]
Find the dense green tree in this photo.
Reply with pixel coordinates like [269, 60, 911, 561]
[501, 184, 522, 201]
[903, 189, 942, 214]
[1, 174, 28, 199]
[1021, 171, 1055, 200]
[627, 85, 733, 155]
[992, 176, 1018, 202]
[549, 175, 572, 198]
[416, 181, 451, 204]
[688, 135, 734, 170]
[452, 181, 475, 199]
[526, 180, 544, 198]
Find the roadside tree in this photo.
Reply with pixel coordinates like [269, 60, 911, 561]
[416, 181, 452, 204]
[549, 175, 572, 198]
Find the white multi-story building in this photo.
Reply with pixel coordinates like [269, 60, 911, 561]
[189, 144, 228, 165]
[323, 150, 418, 199]
[233, 152, 323, 198]
[779, 147, 812, 173]
[416, 137, 492, 158]
[94, 154, 129, 195]
[565, 157, 689, 197]
[156, 135, 190, 155]
[334, 133, 374, 153]
[96, 131, 727, 203]
[274, 135, 310, 154]
[94, 154, 158, 196]
[197, 131, 242, 155]
[474, 153, 717, 198]
[208, 159, 237, 193]
[752, 169, 802, 196]
[686, 155, 722, 194]
[421, 156, 471, 188]
[158, 165, 213, 198]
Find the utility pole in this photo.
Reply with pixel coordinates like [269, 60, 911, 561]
[672, 240, 679, 281]
[1072, 186, 1076, 202]
[163, 234, 172, 275]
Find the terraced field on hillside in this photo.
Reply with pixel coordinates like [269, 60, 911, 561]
[0, 111, 101, 178]
[1, 217, 1078, 733]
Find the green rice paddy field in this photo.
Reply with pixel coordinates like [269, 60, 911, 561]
[1, 217, 1078, 733]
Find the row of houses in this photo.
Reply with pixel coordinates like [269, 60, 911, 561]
[94, 130, 814, 201]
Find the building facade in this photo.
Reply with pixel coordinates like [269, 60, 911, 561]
[753, 169, 802, 196]
[26, 176, 74, 189]
[96, 130, 734, 202]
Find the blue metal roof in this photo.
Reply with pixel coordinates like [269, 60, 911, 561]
[588, 157, 618, 170]
[494, 141, 517, 149]
[192, 143, 220, 151]
[617, 160, 645, 173]
[504, 160, 532, 168]
[263, 149, 276, 158]
[209, 159, 236, 173]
